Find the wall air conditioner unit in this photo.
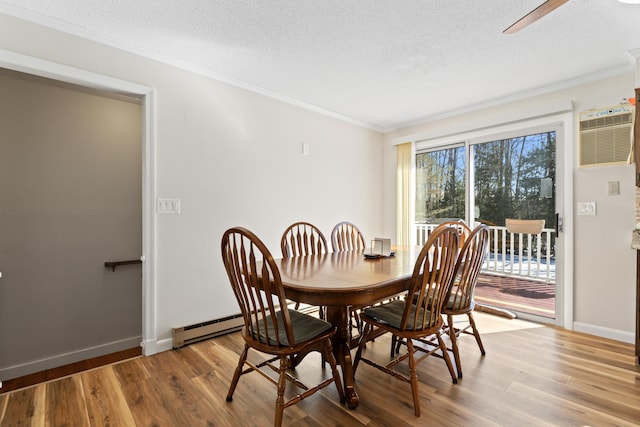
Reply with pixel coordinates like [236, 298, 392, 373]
[579, 104, 634, 167]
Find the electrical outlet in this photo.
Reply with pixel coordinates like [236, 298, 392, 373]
[607, 181, 619, 196]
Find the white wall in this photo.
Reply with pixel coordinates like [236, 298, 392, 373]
[0, 13, 384, 354]
[383, 73, 637, 342]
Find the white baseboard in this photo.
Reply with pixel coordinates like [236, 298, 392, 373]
[0, 336, 141, 381]
[155, 337, 174, 354]
[573, 322, 635, 344]
[141, 338, 157, 356]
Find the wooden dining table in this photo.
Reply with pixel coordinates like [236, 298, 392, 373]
[276, 247, 421, 409]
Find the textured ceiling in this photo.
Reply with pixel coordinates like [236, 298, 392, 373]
[1, 0, 640, 131]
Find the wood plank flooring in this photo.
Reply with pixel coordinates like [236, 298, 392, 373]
[0, 347, 142, 394]
[1, 312, 639, 426]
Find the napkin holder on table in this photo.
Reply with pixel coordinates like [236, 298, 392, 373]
[364, 238, 392, 258]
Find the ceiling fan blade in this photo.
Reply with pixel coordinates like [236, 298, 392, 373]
[503, 0, 569, 34]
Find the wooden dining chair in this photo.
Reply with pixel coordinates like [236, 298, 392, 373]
[434, 219, 471, 246]
[281, 221, 329, 258]
[330, 221, 369, 335]
[331, 221, 366, 252]
[353, 226, 460, 417]
[280, 221, 328, 313]
[392, 224, 491, 377]
[441, 224, 490, 378]
[390, 219, 472, 355]
[221, 227, 344, 427]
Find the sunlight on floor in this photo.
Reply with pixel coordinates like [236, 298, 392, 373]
[472, 311, 545, 334]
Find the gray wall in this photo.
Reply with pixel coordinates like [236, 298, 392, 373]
[0, 69, 142, 378]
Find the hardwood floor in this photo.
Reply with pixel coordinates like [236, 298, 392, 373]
[1, 312, 639, 426]
[0, 347, 142, 395]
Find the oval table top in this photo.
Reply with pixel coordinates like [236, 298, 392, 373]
[276, 247, 422, 306]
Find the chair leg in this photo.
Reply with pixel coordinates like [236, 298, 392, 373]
[353, 323, 371, 375]
[468, 312, 486, 355]
[390, 335, 397, 358]
[447, 314, 463, 378]
[406, 339, 421, 417]
[226, 344, 249, 401]
[391, 334, 404, 356]
[437, 331, 458, 384]
[323, 339, 345, 403]
[274, 356, 287, 427]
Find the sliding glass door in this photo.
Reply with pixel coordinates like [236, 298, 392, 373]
[415, 128, 557, 320]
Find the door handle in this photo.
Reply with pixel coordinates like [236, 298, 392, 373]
[555, 213, 563, 235]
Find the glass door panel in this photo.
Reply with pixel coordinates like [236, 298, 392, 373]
[472, 131, 556, 319]
[415, 145, 466, 223]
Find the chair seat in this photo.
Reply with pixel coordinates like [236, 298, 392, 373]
[445, 297, 475, 312]
[363, 300, 437, 331]
[254, 309, 333, 346]
[413, 290, 471, 311]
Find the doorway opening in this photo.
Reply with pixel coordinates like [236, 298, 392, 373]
[0, 50, 155, 390]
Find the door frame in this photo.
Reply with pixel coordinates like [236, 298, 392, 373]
[408, 106, 574, 329]
[0, 49, 158, 355]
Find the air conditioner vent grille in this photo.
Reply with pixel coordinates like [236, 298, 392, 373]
[579, 113, 632, 131]
[578, 104, 634, 167]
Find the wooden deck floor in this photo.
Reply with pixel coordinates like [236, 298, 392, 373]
[475, 273, 555, 318]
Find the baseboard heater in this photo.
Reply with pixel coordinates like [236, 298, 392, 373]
[172, 313, 244, 349]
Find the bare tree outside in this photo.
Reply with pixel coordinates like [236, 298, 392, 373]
[415, 145, 465, 223]
[415, 130, 556, 233]
[474, 131, 556, 229]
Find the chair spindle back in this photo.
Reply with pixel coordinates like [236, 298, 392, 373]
[281, 222, 328, 258]
[222, 227, 294, 348]
[402, 225, 459, 332]
[446, 224, 490, 314]
[331, 221, 366, 252]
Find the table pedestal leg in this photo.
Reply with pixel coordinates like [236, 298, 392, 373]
[326, 305, 359, 409]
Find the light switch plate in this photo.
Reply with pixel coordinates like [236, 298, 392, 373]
[577, 201, 596, 216]
[157, 198, 181, 214]
[607, 181, 619, 196]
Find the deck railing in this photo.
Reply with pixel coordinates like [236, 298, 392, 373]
[414, 223, 555, 283]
